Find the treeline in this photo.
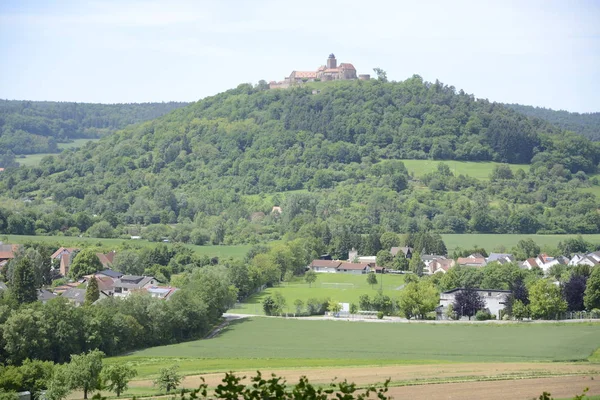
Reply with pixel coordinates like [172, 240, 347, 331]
[0, 99, 188, 155]
[505, 103, 600, 141]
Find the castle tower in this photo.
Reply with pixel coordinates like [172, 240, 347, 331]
[327, 53, 337, 69]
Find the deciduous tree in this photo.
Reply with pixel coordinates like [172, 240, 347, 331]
[528, 279, 567, 320]
[101, 364, 137, 397]
[65, 350, 105, 399]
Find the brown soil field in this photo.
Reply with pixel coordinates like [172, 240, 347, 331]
[386, 376, 600, 400]
[130, 362, 600, 395]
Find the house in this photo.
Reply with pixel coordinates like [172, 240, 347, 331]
[82, 275, 116, 295]
[336, 262, 370, 274]
[50, 247, 78, 276]
[588, 251, 600, 263]
[573, 255, 599, 267]
[52, 282, 80, 294]
[96, 251, 117, 268]
[456, 255, 487, 268]
[347, 248, 376, 264]
[95, 269, 124, 281]
[37, 289, 57, 304]
[61, 288, 87, 306]
[390, 247, 413, 259]
[522, 257, 540, 270]
[429, 258, 455, 274]
[421, 254, 447, 274]
[113, 275, 158, 297]
[438, 288, 511, 319]
[309, 260, 342, 273]
[486, 253, 515, 264]
[145, 286, 179, 300]
[0, 243, 20, 263]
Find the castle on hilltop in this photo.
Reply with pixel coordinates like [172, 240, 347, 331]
[269, 54, 370, 89]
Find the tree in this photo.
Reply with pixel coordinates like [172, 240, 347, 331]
[528, 279, 567, 320]
[85, 276, 100, 305]
[394, 251, 409, 271]
[366, 273, 377, 288]
[65, 350, 105, 399]
[563, 274, 587, 311]
[69, 249, 102, 280]
[304, 270, 317, 288]
[349, 303, 357, 314]
[372, 68, 388, 82]
[154, 365, 181, 393]
[379, 232, 400, 250]
[101, 364, 137, 397]
[453, 288, 485, 320]
[376, 250, 394, 269]
[11, 257, 38, 304]
[327, 300, 342, 314]
[409, 252, 424, 277]
[511, 300, 529, 320]
[293, 299, 304, 315]
[584, 267, 600, 310]
[86, 221, 115, 238]
[512, 238, 540, 260]
[273, 291, 287, 315]
[45, 366, 71, 400]
[399, 281, 439, 319]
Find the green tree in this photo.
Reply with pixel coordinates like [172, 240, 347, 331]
[327, 300, 342, 314]
[528, 279, 567, 320]
[154, 365, 181, 393]
[11, 257, 38, 304]
[379, 232, 400, 250]
[86, 221, 115, 238]
[584, 267, 600, 310]
[304, 270, 317, 288]
[85, 276, 100, 305]
[399, 281, 439, 319]
[293, 299, 304, 315]
[394, 252, 409, 271]
[65, 350, 105, 399]
[376, 250, 394, 269]
[372, 67, 388, 82]
[366, 273, 377, 288]
[69, 249, 103, 280]
[409, 252, 424, 277]
[101, 364, 137, 397]
[512, 238, 540, 259]
[349, 303, 357, 314]
[45, 366, 71, 400]
[511, 299, 529, 320]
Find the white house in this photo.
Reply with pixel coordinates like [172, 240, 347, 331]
[438, 288, 511, 319]
[113, 275, 158, 297]
[309, 260, 342, 273]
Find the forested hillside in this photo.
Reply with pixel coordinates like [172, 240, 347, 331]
[1, 77, 599, 246]
[505, 103, 600, 141]
[0, 99, 189, 156]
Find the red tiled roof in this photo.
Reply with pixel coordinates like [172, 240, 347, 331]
[339, 63, 356, 70]
[292, 71, 318, 78]
[0, 252, 15, 260]
[338, 262, 370, 270]
[457, 257, 486, 266]
[526, 258, 538, 267]
[310, 260, 342, 268]
[51, 247, 78, 259]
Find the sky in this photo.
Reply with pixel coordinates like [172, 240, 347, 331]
[0, 0, 599, 112]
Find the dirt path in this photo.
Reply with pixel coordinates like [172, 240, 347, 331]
[130, 362, 600, 389]
[386, 375, 600, 400]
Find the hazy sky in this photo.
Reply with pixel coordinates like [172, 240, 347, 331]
[1, 0, 599, 112]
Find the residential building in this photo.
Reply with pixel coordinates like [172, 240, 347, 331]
[309, 260, 342, 273]
[96, 251, 117, 269]
[0, 243, 20, 264]
[486, 253, 515, 264]
[113, 275, 158, 297]
[336, 262, 370, 274]
[429, 258, 455, 274]
[456, 255, 487, 268]
[438, 288, 511, 320]
[37, 289, 57, 304]
[390, 247, 413, 259]
[50, 247, 79, 277]
[145, 286, 179, 300]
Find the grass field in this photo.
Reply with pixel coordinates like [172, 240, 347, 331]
[110, 317, 600, 379]
[0, 234, 253, 259]
[230, 273, 405, 315]
[17, 138, 101, 166]
[440, 233, 600, 253]
[400, 159, 528, 180]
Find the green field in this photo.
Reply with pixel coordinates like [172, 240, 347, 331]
[0, 234, 253, 259]
[440, 233, 600, 253]
[17, 139, 101, 166]
[110, 318, 600, 378]
[230, 273, 405, 315]
[400, 159, 528, 180]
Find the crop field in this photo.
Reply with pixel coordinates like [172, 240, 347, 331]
[110, 318, 600, 377]
[230, 273, 406, 315]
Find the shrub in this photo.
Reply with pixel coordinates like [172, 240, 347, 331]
[475, 310, 492, 321]
[377, 311, 384, 319]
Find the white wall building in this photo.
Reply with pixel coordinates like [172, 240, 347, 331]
[438, 288, 511, 319]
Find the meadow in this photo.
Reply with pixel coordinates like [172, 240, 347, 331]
[110, 317, 600, 379]
[230, 273, 406, 315]
[17, 138, 100, 166]
[400, 159, 528, 180]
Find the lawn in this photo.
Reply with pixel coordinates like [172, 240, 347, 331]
[440, 233, 600, 254]
[229, 273, 405, 315]
[110, 318, 600, 378]
[400, 159, 528, 180]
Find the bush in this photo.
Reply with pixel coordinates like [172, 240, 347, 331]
[377, 311, 384, 319]
[475, 310, 492, 321]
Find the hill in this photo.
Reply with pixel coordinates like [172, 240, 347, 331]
[504, 103, 600, 141]
[0, 99, 189, 159]
[1, 78, 599, 247]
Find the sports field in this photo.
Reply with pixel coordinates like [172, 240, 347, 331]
[230, 273, 405, 315]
